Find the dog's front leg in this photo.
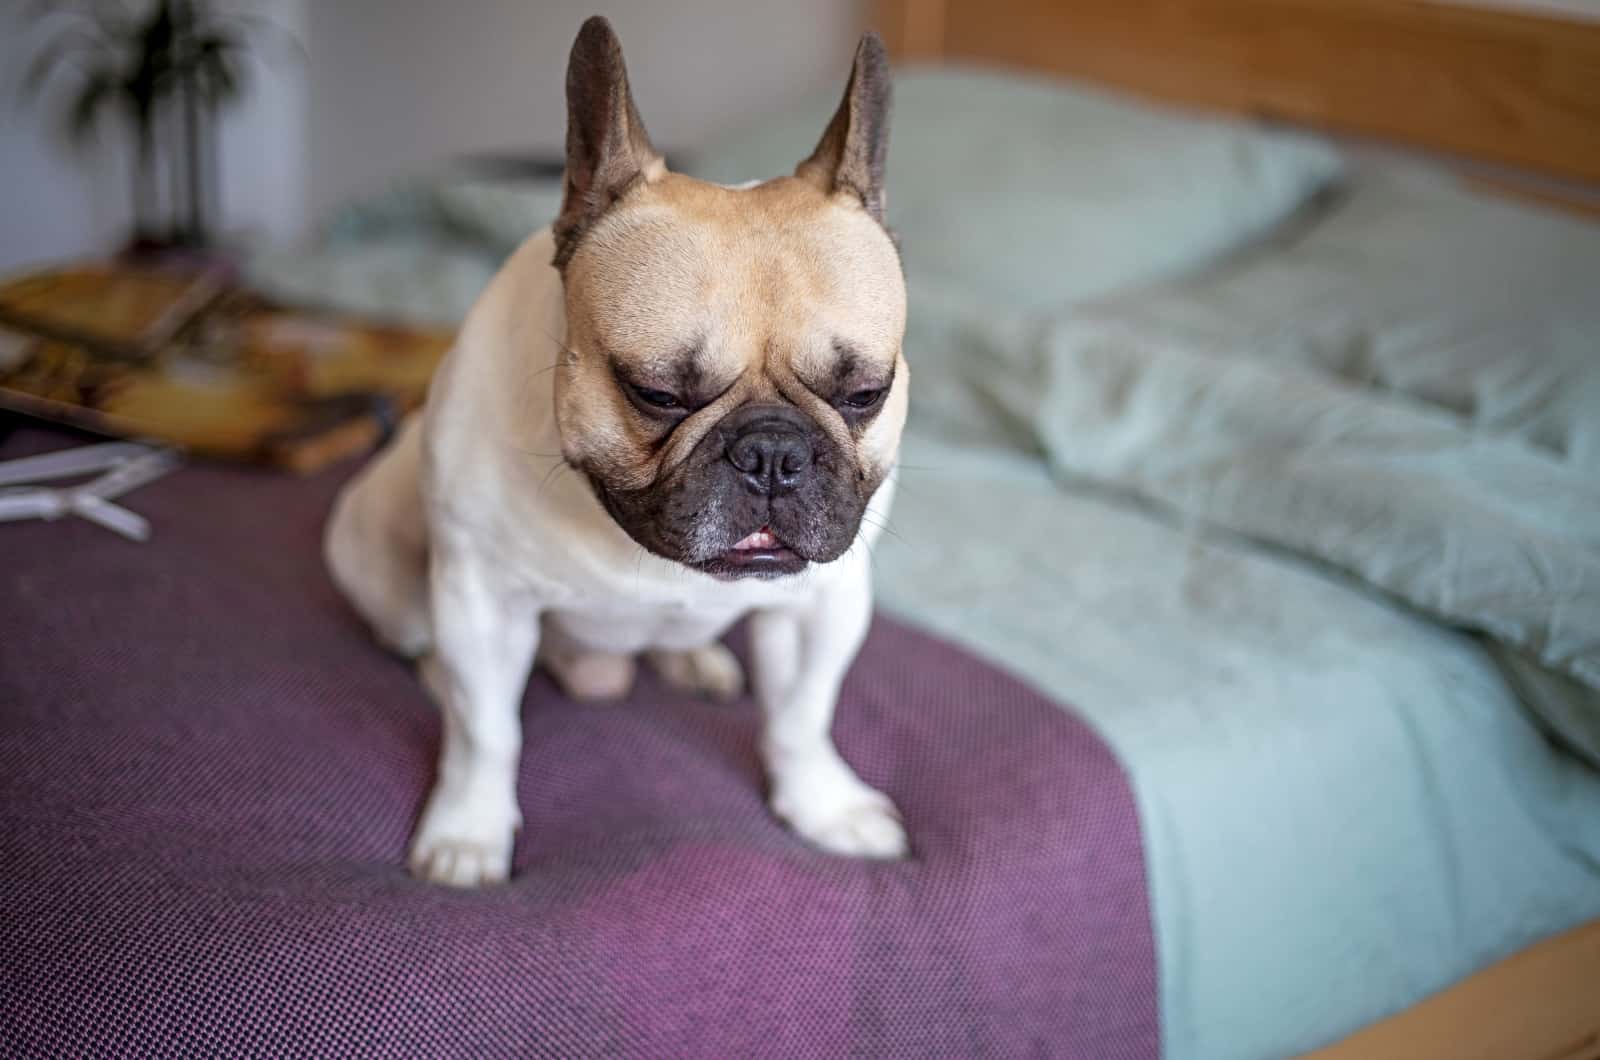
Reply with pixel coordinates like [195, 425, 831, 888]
[408, 544, 538, 886]
[751, 576, 908, 859]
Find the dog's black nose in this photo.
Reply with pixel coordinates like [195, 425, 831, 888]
[727, 423, 812, 496]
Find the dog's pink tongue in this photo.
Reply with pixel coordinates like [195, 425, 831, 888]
[732, 527, 779, 551]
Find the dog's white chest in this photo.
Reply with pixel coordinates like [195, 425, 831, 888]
[544, 600, 743, 655]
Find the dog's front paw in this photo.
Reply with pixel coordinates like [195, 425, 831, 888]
[408, 789, 519, 887]
[410, 836, 512, 887]
[769, 752, 908, 859]
[793, 797, 908, 859]
[648, 644, 745, 701]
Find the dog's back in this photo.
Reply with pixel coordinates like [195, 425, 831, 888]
[324, 411, 432, 658]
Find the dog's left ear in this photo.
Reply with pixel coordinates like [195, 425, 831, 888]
[553, 16, 664, 270]
[796, 32, 891, 223]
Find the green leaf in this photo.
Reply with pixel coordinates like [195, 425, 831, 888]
[198, 51, 242, 102]
[66, 72, 116, 142]
[20, 28, 106, 104]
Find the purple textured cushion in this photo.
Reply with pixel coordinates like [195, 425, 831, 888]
[0, 426, 1157, 1058]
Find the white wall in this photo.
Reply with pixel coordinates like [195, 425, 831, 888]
[1, 1, 861, 273]
[217, 0, 310, 250]
[302, 2, 862, 224]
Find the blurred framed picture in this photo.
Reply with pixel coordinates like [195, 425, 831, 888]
[0, 264, 453, 472]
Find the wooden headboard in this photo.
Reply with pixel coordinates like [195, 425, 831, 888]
[875, 0, 1600, 186]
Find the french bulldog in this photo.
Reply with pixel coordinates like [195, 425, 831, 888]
[324, 16, 908, 886]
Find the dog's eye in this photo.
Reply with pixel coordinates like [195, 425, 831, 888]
[841, 387, 886, 409]
[630, 385, 682, 410]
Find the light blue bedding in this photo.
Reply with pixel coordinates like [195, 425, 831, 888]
[877, 433, 1600, 1057]
[248, 72, 1600, 1059]
[875, 161, 1600, 1057]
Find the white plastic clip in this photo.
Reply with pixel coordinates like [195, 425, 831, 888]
[0, 441, 183, 542]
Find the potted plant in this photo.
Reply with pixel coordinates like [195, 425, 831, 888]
[22, 0, 295, 256]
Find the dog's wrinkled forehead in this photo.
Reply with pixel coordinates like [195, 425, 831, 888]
[566, 175, 905, 383]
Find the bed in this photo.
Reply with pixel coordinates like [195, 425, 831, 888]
[7, 2, 1600, 1058]
[882, 5, 1600, 1056]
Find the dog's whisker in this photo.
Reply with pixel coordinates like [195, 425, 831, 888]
[536, 325, 583, 367]
[633, 542, 649, 596]
[886, 478, 941, 502]
[510, 445, 567, 460]
[536, 459, 575, 500]
[859, 513, 907, 545]
[858, 533, 879, 563]
[843, 526, 880, 567]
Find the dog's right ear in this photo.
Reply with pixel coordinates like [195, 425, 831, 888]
[553, 16, 664, 270]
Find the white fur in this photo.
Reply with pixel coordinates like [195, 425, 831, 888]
[325, 229, 904, 885]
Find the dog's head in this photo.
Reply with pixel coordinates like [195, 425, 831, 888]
[549, 17, 906, 579]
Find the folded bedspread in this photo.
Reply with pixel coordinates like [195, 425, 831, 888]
[971, 166, 1600, 762]
[0, 427, 1158, 1058]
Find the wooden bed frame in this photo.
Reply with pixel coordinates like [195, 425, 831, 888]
[871, 1, 1600, 1056]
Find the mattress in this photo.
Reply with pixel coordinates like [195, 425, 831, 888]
[239, 147, 1600, 1055]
